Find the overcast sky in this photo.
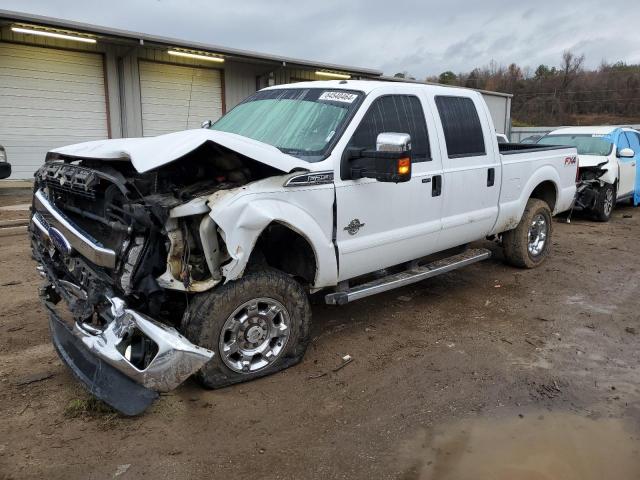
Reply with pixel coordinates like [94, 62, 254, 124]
[3, 0, 639, 78]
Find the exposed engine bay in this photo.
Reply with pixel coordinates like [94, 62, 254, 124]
[31, 142, 282, 326]
[575, 162, 608, 210]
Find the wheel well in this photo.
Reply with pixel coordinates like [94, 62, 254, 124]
[530, 181, 557, 212]
[249, 222, 317, 286]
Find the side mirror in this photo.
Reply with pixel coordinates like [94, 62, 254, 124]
[348, 133, 412, 183]
[618, 147, 635, 158]
[201, 120, 213, 129]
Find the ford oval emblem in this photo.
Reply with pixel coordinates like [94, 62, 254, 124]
[48, 227, 72, 255]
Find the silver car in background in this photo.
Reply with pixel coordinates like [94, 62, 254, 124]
[0, 146, 11, 179]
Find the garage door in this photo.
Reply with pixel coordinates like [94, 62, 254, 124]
[139, 61, 223, 137]
[0, 43, 109, 180]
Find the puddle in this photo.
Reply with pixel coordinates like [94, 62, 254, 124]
[400, 412, 640, 480]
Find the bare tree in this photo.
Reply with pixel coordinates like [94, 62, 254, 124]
[432, 51, 640, 126]
[559, 51, 585, 93]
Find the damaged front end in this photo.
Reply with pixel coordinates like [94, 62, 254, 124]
[575, 161, 609, 210]
[30, 141, 281, 414]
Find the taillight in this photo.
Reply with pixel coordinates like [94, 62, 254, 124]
[576, 156, 580, 183]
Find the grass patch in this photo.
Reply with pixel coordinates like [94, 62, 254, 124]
[64, 396, 121, 429]
[64, 396, 114, 417]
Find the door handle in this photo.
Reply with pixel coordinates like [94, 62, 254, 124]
[422, 177, 431, 183]
[432, 175, 442, 196]
[487, 168, 495, 187]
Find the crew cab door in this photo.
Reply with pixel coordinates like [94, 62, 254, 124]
[334, 93, 443, 281]
[429, 94, 501, 250]
[617, 131, 638, 198]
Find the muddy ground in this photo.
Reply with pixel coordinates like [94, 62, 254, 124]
[1, 189, 639, 479]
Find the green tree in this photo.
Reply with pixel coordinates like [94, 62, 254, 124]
[393, 71, 415, 80]
[534, 64, 552, 80]
[438, 71, 457, 84]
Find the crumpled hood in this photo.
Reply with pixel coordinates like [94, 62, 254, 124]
[50, 129, 311, 174]
[578, 154, 611, 168]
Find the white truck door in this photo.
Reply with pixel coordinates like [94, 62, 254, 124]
[617, 131, 637, 198]
[334, 94, 443, 281]
[430, 94, 501, 250]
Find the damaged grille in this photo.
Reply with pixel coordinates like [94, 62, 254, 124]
[36, 163, 133, 254]
[39, 162, 101, 199]
[32, 158, 181, 314]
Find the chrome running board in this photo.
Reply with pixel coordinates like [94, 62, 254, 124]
[325, 248, 491, 305]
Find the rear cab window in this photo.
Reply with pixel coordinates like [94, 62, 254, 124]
[435, 96, 486, 158]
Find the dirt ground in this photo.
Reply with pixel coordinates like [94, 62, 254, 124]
[1, 189, 640, 479]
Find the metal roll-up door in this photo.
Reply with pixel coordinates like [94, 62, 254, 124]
[139, 60, 223, 137]
[0, 42, 109, 179]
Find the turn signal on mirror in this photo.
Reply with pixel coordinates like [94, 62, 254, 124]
[397, 157, 411, 176]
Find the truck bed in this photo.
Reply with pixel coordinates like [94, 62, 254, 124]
[490, 144, 578, 235]
[498, 143, 569, 155]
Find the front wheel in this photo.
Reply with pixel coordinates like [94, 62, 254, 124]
[502, 198, 553, 268]
[592, 183, 615, 222]
[183, 269, 311, 388]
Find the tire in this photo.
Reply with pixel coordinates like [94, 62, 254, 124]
[592, 183, 615, 222]
[183, 268, 311, 388]
[502, 198, 553, 269]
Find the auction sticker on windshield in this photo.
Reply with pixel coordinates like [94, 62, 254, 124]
[318, 91, 358, 103]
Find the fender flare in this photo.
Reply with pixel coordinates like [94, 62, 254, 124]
[210, 197, 337, 288]
[520, 166, 560, 212]
[492, 166, 561, 234]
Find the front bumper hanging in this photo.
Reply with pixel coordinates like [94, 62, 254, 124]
[47, 307, 158, 416]
[43, 290, 214, 415]
[31, 191, 215, 415]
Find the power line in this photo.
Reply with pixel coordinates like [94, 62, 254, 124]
[516, 97, 640, 104]
[516, 88, 640, 97]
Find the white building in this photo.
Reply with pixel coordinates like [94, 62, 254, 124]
[0, 9, 512, 180]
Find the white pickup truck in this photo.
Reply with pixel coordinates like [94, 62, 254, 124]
[30, 81, 577, 414]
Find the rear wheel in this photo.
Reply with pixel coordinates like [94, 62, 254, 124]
[503, 198, 552, 268]
[183, 269, 311, 388]
[592, 183, 615, 222]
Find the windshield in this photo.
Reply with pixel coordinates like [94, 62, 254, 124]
[537, 134, 613, 156]
[210, 88, 363, 161]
